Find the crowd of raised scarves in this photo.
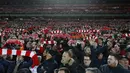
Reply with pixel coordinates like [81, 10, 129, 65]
[0, 19, 130, 73]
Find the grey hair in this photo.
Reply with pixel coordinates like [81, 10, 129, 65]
[85, 68, 101, 73]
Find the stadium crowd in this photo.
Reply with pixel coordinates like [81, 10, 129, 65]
[0, 19, 130, 73]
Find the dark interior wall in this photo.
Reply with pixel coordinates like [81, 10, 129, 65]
[0, 0, 130, 5]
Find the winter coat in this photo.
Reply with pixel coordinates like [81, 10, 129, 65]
[100, 64, 130, 73]
[37, 58, 58, 73]
[61, 58, 79, 73]
[10, 59, 33, 73]
[0, 58, 10, 73]
[77, 62, 95, 73]
[95, 57, 107, 68]
[17, 59, 33, 70]
[0, 63, 4, 73]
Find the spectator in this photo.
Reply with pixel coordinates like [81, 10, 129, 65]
[85, 68, 101, 73]
[0, 55, 13, 73]
[110, 44, 121, 54]
[0, 18, 130, 73]
[16, 68, 31, 73]
[120, 56, 130, 70]
[96, 38, 107, 54]
[13, 56, 33, 73]
[77, 55, 95, 73]
[83, 45, 97, 67]
[0, 63, 4, 73]
[126, 52, 130, 65]
[100, 53, 130, 73]
[95, 53, 107, 68]
[61, 51, 78, 73]
[37, 49, 58, 73]
[54, 67, 70, 73]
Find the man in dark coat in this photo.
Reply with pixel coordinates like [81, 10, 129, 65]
[0, 55, 13, 73]
[61, 51, 78, 73]
[99, 53, 130, 73]
[119, 55, 130, 70]
[11, 56, 33, 73]
[0, 55, 8, 73]
[77, 55, 95, 73]
[37, 50, 58, 73]
[95, 53, 107, 68]
[0, 63, 4, 73]
[85, 68, 101, 73]
[95, 38, 108, 58]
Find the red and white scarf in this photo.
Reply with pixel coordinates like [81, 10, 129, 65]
[0, 49, 39, 68]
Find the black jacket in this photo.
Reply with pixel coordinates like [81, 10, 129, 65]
[100, 64, 130, 73]
[37, 58, 58, 73]
[9, 59, 33, 73]
[0, 58, 12, 73]
[77, 63, 95, 73]
[61, 59, 78, 73]
[0, 63, 4, 73]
